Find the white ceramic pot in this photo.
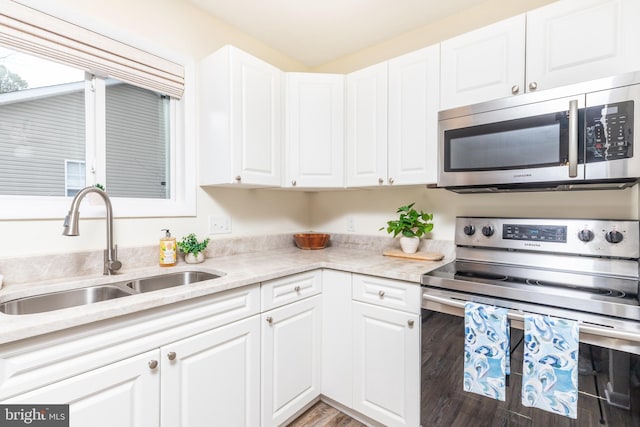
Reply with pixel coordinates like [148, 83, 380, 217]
[399, 236, 420, 254]
[184, 252, 205, 264]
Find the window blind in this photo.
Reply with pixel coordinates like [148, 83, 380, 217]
[0, 0, 184, 99]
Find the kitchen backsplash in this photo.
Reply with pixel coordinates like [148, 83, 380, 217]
[0, 233, 454, 287]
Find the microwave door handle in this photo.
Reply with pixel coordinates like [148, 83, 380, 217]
[568, 99, 578, 178]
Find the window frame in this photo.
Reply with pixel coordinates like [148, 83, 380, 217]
[0, 5, 196, 220]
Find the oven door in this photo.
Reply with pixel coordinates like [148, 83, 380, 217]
[438, 95, 586, 188]
[421, 291, 640, 427]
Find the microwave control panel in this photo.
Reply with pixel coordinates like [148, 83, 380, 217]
[585, 100, 634, 162]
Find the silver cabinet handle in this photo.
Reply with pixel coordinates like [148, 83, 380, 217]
[294, 285, 301, 292]
[291, 180, 297, 187]
[388, 177, 394, 185]
[511, 85, 519, 95]
[568, 99, 578, 178]
[235, 175, 241, 182]
[528, 81, 538, 91]
[148, 360, 158, 370]
[378, 177, 384, 185]
[266, 316, 273, 324]
[167, 352, 177, 361]
[408, 319, 415, 327]
[378, 290, 385, 298]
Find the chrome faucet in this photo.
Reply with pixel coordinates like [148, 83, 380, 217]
[62, 186, 122, 275]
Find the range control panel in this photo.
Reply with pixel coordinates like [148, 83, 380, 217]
[456, 217, 639, 258]
[503, 224, 567, 243]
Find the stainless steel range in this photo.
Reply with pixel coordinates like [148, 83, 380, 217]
[420, 217, 640, 426]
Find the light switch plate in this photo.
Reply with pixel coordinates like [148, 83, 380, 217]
[209, 215, 231, 234]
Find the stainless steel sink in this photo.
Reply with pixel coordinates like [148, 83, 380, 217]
[0, 285, 134, 315]
[0, 270, 223, 315]
[124, 271, 221, 293]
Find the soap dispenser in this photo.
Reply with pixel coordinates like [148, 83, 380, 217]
[160, 229, 177, 267]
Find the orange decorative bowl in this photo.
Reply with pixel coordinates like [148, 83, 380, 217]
[293, 233, 330, 250]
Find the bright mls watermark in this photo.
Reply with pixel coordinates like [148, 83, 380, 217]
[0, 405, 69, 426]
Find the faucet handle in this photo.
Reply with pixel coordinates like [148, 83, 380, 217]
[104, 245, 123, 275]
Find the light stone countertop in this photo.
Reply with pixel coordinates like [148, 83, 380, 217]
[0, 242, 454, 345]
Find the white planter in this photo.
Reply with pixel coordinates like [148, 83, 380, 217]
[184, 252, 205, 264]
[399, 236, 420, 254]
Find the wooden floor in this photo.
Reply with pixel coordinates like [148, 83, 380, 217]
[287, 401, 365, 427]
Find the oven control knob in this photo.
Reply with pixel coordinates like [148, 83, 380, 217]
[605, 230, 624, 244]
[463, 225, 476, 236]
[481, 225, 494, 237]
[578, 229, 594, 242]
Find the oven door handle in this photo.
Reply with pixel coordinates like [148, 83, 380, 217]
[422, 293, 640, 344]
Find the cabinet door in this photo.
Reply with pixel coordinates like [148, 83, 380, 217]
[352, 302, 420, 427]
[5, 350, 160, 427]
[440, 14, 525, 110]
[388, 44, 440, 185]
[200, 45, 282, 187]
[526, 0, 640, 91]
[285, 73, 345, 188]
[261, 295, 322, 426]
[161, 315, 260, 427]
[346, 62, 388, 187]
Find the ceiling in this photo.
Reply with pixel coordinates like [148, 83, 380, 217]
[189, 0, 487, 67]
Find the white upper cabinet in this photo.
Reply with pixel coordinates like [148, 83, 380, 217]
[440, 14, 525, 110]
[526, 0, 640, 90]
[387, 45, 440, 185]
[284, 73, 345, 188]
[441, 0, 640, 110]
[346, 44, 439, 187]
[200, 45, 282, 187]
[346, 62, 389, 187]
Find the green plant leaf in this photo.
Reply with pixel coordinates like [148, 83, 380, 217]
[380, 202, 434, 239]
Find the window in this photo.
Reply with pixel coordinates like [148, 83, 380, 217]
[0, 1, 195, 219]
[65, 160, 86, 197]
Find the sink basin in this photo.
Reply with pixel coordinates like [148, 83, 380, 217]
[0, 270, 223, 315]
[0, 285, 134, 315]
[124, 271, 220, 293]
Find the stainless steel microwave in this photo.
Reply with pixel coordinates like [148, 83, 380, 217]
[438, 72, 640, 192]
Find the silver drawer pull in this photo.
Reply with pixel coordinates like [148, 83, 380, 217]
[294, 285, 301, 292]
[408, 319, 414, 327]
[378, 290, 385, 298]
[167, 352, 177, 361]
[148, 360, 158, 370]
[266, 316, 273, 324]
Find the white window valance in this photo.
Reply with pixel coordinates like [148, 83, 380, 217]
[0, 0, 184, 99]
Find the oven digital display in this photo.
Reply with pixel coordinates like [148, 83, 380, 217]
[502, 224, 567, 242]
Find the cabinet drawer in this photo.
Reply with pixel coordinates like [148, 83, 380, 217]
[352, 274, 421, 314]
[261, 271, 322, 311]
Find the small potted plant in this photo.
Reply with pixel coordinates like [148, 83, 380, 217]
[380, 202, 434, 254]
[177, 233, 210, 264]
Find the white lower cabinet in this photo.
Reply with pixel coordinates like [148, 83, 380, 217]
[5, 350, 161, 427]
[261, 294, 322, 426]
[352, 301, 420, 427]
[161, 315, 261, 427]
[5, 316, 262, 427]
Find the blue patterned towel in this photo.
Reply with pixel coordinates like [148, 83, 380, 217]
[522, 313, 579, 419]
[463, 302, 510, 401]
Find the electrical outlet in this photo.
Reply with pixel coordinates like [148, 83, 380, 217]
[209, 215, 231, 234]
[346, 216, 355, 232]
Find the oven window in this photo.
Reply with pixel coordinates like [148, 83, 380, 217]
[421, 310, 640, 426]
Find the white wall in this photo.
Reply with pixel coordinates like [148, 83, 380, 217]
[309, 187, 639, 241]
